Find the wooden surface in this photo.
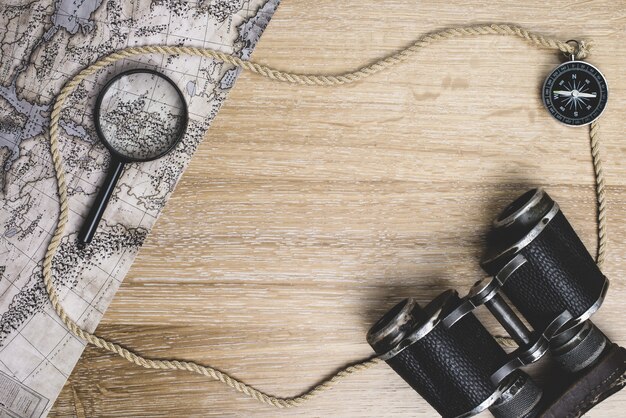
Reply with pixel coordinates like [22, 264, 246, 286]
[50, 1, 626, 417]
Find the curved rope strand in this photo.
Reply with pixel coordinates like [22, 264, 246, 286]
[590, 120, 607, 267]
[43, 24, 602, 408]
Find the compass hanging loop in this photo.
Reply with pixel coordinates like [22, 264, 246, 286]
[564, 39, 591, 61]
[565, 40, 579, 61]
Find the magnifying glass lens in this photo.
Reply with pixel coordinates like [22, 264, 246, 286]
[98, 71, 186, 160]
[79, 70, 188, 245]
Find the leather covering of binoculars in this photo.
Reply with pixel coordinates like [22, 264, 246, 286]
[386, 292, 510, 417]
[502, 211, 606, 331]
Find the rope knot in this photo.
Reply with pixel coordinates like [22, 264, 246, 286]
[576, 40, 593, 60]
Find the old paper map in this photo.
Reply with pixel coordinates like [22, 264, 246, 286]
[0, 1, 279, 416]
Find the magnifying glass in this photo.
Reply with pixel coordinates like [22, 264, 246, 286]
[78, 69, 189, 245]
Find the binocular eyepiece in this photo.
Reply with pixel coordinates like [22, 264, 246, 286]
[368, 188, 624, 418]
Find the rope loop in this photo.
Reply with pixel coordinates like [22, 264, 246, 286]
[42, 24, 605, 408]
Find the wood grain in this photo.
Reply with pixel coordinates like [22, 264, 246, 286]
[50, 1, 626, 416]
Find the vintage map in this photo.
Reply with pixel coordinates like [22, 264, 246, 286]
[0, 1, 279, 416]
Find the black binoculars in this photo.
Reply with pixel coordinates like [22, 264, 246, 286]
[368, 188, 625, 418]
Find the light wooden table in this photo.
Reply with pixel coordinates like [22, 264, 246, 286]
[50, 1, 626, 416]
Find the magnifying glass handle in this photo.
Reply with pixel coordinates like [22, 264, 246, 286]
[78, 158, 125, 245]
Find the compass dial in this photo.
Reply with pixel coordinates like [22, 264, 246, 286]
[542, 60, 608, 126]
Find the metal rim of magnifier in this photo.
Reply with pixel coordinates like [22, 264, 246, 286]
[94, 68, 189, 163]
